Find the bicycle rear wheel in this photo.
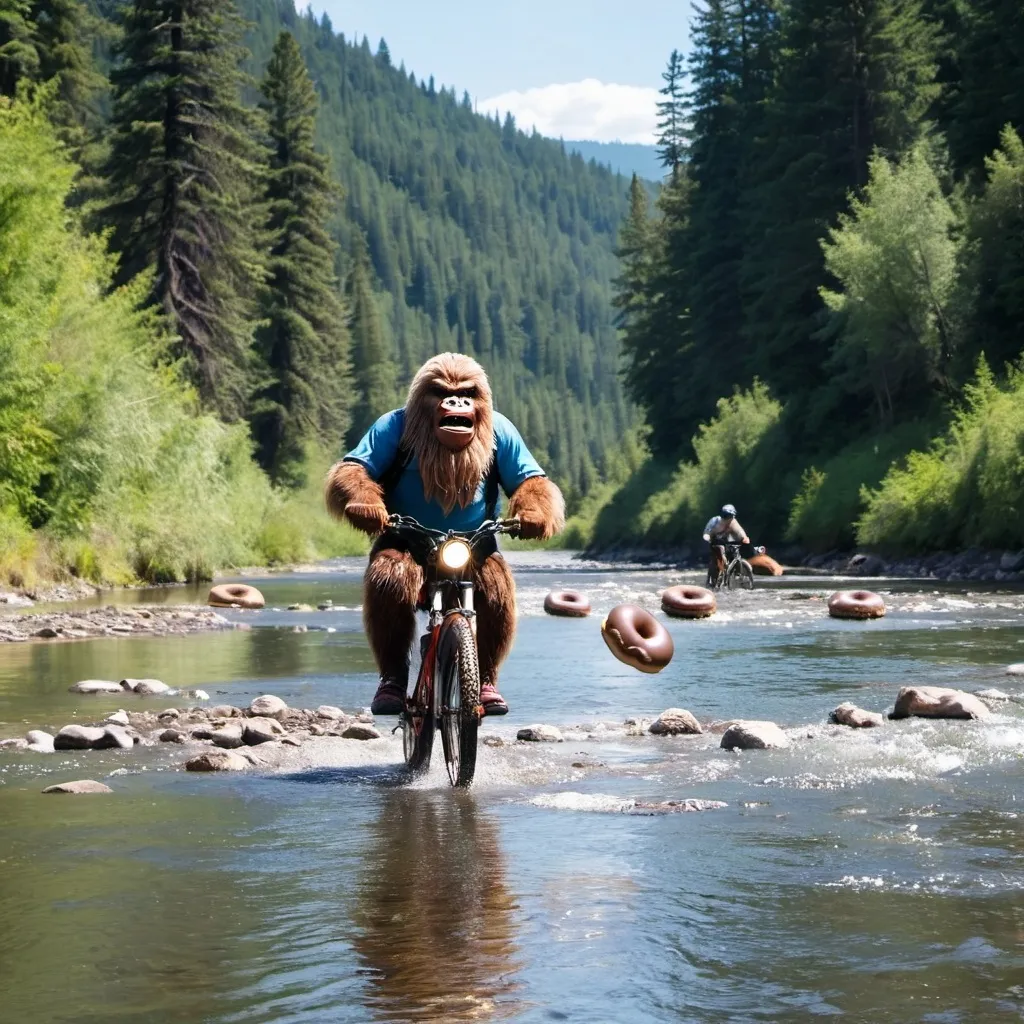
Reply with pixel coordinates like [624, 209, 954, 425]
[436, 614, 481, 788]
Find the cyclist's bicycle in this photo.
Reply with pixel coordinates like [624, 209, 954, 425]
[707, 541, 762, 591]
[385, 514, 520, 788]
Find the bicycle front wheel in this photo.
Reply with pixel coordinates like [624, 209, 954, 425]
[436, 614, 481, 788]
[727, 559, 754, 590]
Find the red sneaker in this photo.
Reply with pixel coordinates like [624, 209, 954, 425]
[370, 678, 407, 716]
[480, 683, 509, 716]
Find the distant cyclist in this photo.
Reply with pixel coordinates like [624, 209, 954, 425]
[702, 504, 749, 584]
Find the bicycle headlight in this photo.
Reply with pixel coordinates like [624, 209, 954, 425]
[439, 538, 472, 571]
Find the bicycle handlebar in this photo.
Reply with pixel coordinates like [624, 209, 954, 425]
[386, 514, 521, 542]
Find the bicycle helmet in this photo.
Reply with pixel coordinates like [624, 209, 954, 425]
[721, 504, 737, 518]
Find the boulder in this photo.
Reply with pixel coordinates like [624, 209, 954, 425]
[159, 728, 187, 744]
[68, 679, 122, 695]
[720, 721, 790, 751]
[341, 723, 381, 740]
[316, 705, 346, 720]
[249, 694, 288, 720]
[242, 717, 285, 745]
[516, 724, 564, 743]
[100, 725, 135, 750]
[830, 702, 884, 728]
[105, 710, 130, 726]
[35, 626, 60, 638]
[42, 779, 113, 794]
[209, 705, 241, 718]
[649, 708, 703, 736]
[185, 750, 250, 772]
[1005, 664, 1024, 676]
[190, 724, 216, 740]
[121, 678, 171, 696]
[0, 737, 29, 750]
[25, 729, 55, 753]
[54, 724, 108, 750]
[210, 723, 245, 749]
[890, 686, 990, 721]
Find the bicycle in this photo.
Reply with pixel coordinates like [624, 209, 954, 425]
[707, 541, 761, 591]
[385, 513, 520, 788]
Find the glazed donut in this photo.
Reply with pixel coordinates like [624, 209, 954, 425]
[601, 604, 674, 673]
[827, 590, 885, 620]
[661, 585, 716, 619]
[748, 552, 783, 576]
[543, 590, 591, 617]
[208, 583, 265, 610]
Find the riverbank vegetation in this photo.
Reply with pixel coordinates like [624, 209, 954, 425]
[0, 0, 631, 587]
[579, 0, 1024, 557]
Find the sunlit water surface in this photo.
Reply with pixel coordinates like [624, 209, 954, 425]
[1, 553, 1023, 1023]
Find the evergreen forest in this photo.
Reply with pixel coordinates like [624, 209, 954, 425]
[0, 0, 632, 586]
[587, 0, 1024, 559]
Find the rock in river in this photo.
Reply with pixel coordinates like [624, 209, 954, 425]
[25, 729, 54, 752]
[54, 725, 109, 750]
[185, 750, 250, 772]
[159, 728, 187, 744]
[68, 679, 122, 695]
[249, 694, 288, 720]
[890, 686, 990, 720]
[42, 779, 113, 794]
[516, 724, 564, 743]
[649, 708, 703, 736]
[316, 705, 346, 720]
[341, 723, 381, 740]
[243, 717, 285, 745]
[101, 725, 135, 750]
[721, 721, 790, 751]
[830, 702, 884, 728]
[105, 710, 130, 726]
[121, 678, 171, 696]
[209, 723, 245, 749]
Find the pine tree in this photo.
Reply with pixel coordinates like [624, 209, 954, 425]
[99, 0, 266, 420]
[613, 174, 651, 330]
[250, 30, 350, 485]
[655, 49, 688, 177]
[740, 0, 941, 433]
[346, 235, 399, 445]
[0, 0, 38, 95]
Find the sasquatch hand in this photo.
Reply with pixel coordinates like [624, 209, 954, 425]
[513, 511, 549, 541]
[345, 502, 389, 536]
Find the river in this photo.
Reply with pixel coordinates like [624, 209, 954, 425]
[1, 552, 1022, 1023]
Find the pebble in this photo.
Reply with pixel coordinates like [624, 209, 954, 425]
[42, 779, 113, 794]
[481, 735, 505, 747]
[649, 708, 703, 736]
[720, 721, 790, 751]
[516, 724, 564, 743]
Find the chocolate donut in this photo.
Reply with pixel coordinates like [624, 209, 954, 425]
[661, 585, 716, 619]
[543, 590, 592, 617]
[208, 583, 266, 610]
[827, 590, 886, 620]
[601, 604, 674, 673]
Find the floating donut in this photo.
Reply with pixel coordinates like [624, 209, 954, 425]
[601, 604, 674, 674]
[543, 590, 591, 617]
[661, 585, 716, 619]
[828, 590, 885, 620]
[208, 583, 265, 610]
[748, 552, 784, 576]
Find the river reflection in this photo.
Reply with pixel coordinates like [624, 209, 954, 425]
[351, 790, 522, 1022]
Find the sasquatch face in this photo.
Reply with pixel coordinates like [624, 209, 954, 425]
[432, 383, 480, 451]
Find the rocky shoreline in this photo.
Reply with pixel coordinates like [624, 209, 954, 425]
[0, 605, 236, 643]
[580, 544, 1024, 583]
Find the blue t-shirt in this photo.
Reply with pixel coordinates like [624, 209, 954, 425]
[344, 409, 545, 531]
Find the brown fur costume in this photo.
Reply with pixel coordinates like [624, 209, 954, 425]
[326, 353, 564, 691]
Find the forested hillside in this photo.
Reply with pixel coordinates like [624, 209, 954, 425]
[581, 0, 1024, 558]
[0, 0, 631, 586]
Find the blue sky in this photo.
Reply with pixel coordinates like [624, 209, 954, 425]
[317, 0, 692, 143]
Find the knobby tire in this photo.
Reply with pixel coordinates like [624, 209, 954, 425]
[727, 559, 754, 590]
[437, 614, 481, 788]
[403, 637, 437, 773]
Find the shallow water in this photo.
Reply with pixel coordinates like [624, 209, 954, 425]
[2, 553, 1024, 1022]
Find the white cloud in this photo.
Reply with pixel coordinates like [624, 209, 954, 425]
[479, 79, 658, 144]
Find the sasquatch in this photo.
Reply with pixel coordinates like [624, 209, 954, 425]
[325, 353, 564, 716]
